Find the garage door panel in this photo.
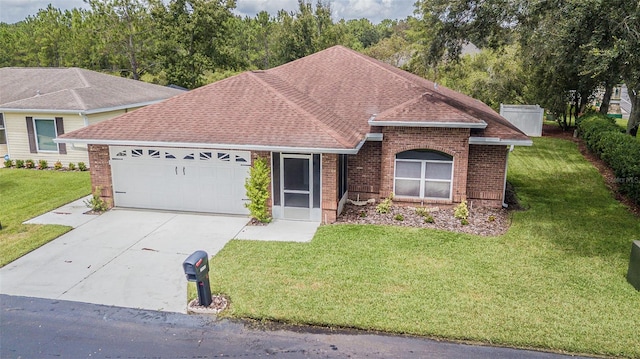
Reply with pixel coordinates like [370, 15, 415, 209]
[110, 147, 249, 215]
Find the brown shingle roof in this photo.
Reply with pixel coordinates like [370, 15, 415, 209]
[59, 46, 529, 150]
[0, 67, 184, 111]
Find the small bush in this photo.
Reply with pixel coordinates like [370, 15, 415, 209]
[244, 157, 271, 223]
[78, 162, 87, 171]
[394, 214, 404, 221]
[4, 159, 13, 168]
[15, 159, 25, 168]
[460, 218, 469, 225]
[415, 207, 429, 217]
[424, 214, 435, 223]
[25, 159, 35, 169]
[68, 162, 76, 171]
[54, 161, 63, 170]
[359, 210, 367, 218]
[454, 200, 469, 220]
[376, 193, 394, 214]
[84, 187, 109, 212]
[38, 159, 48, 169]
[488, 215, 496, 222]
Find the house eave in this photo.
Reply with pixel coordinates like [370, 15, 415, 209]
[54, 138, 362, 154]
[369, 120, 487, 129]
[0, 100, 166, 116]
[469, 137, 533, 146]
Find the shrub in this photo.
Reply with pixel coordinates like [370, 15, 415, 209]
[54, 161, 63, 170]
[15, 159, 25, 168]
[4, 159, 13, 168]
[68, 162, 76, 171]
[488, 215, 496, 222]
[84, 187, 109, 212]
[394, 214, 404, 221]
[38, 159, 48, 169]
[25, 159, 35, 169]
[78, 162, 87, 171]
[376, 193, 394, 214]
[244, 157, 271, 223]
[359, 210, 367, 218]
[460, 218, 469, 225]
[454, 200, 469, 220]
[424, 214, 435, 223]
[415, 207, 429, 217]
[578, 114, 640, 205]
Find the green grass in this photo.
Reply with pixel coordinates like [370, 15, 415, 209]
[616, 118, 628, 130]
[208, 137, 640, 358]
[0, 169, 91, 267]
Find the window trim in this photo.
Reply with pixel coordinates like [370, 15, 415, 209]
[0, 113, 6, 145]
[33, 118, 59, 152]
[393, 151, 454, 200]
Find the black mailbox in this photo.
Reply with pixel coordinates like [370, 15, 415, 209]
[183, 250, 212, 307]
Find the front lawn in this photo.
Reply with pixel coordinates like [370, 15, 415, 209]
[0, 169, 91, 267]
[208, 137, 640, 358]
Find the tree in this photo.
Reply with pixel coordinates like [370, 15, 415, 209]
[412, 0, 638, 133]
[151, 0, 237, 88]
[86, 0, 158, 80]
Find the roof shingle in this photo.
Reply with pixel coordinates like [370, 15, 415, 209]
[0, 67, 184, 111]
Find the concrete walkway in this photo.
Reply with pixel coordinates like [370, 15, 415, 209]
[1, 201, 319, 313]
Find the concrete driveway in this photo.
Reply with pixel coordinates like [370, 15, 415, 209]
[1, 206, 318, 313]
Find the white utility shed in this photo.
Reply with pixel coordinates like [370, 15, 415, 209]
[500, 104, 544, 137]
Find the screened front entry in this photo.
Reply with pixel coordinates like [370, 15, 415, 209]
[394, 150, 453, 200]
[272, 153, 321, 221]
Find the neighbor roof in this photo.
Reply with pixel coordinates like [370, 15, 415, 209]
[58, 46, 530, 151]
[0, 67, 184, 113]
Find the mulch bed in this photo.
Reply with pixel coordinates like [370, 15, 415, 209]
[336, 203, 512, 237]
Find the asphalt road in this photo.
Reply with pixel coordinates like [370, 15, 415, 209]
[0, 294, 590, 359]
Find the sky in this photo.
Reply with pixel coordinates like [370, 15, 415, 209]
[0, 0, 416, 24]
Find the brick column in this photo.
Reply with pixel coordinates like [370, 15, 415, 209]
[321, 154, 338, 223]
[88, 144, 113, 208]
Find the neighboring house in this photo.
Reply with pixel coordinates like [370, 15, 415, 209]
[58, 46, 532, 223]
[0, 67, 185, 165]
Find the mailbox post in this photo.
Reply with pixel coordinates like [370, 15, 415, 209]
[182, 250, 212, 307]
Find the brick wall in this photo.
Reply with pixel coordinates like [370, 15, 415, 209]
[322, 153, 338, 223]
[466, 145, 507, 207]
[88, 144, 114, 208]
[380, 127, 470, 204]
[347, 141, 381, 200]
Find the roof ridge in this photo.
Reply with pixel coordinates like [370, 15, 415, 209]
[73, 68, 91, 88]
[247, 71, 357, 148]
[338, 46, 429, 91]
[69, 89, 88, 110]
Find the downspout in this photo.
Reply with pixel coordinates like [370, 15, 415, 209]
[502, 145, 515, 208]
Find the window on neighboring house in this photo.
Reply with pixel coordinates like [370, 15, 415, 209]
[34, 119, 58, 151]
[0, 114, 6, 145]
[394, 150, 453, 200]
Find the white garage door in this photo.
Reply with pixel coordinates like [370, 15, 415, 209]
[109, 146, 251, 215]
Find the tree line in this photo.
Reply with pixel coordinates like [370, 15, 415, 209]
[0, 0, 402, 89]
[1, 0, 637, 135]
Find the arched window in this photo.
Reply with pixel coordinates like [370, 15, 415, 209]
[394, 150, 453, 199]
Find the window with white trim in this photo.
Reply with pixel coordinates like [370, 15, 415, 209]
[34, 119, 57, 151]
[394, 150, 453, 199]
[0, 114, 6, 145]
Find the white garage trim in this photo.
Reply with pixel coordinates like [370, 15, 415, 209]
[109, 146, 251, 215]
